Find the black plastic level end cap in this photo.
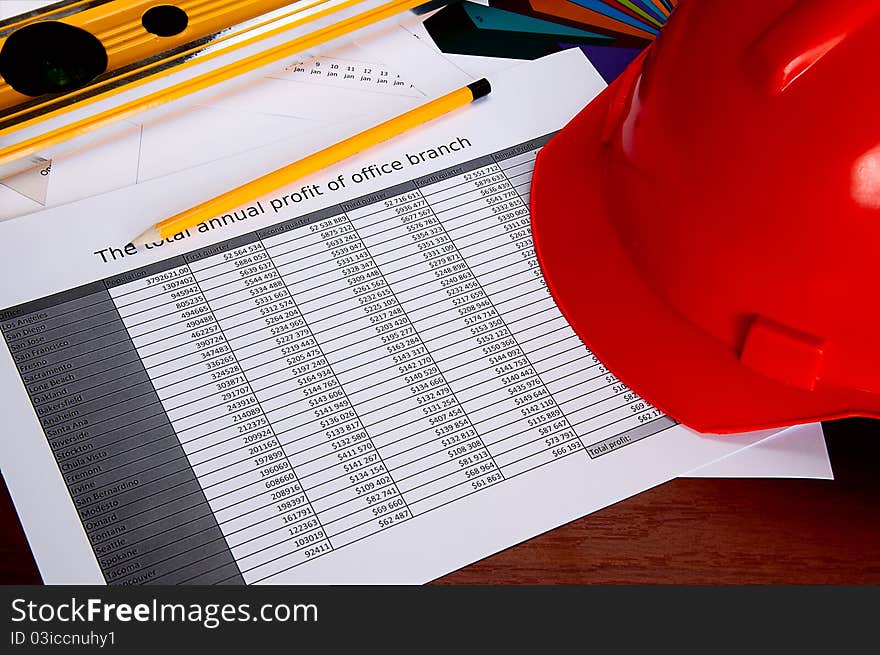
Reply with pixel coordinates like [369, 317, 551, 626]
[467, 78, 491, 100]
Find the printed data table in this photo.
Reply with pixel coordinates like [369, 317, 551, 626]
[0, 134, 672, 584]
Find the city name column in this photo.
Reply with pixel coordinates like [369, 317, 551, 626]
[1, 280, 243, 584]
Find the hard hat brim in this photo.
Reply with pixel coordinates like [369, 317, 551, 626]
[530, 75, 880, 433]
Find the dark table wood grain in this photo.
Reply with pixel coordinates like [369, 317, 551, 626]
[3, 419, 878, 585]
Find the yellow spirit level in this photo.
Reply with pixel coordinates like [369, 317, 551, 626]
[0, 0, 424, 179]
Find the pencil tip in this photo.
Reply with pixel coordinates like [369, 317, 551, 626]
[131, 227, 161, 247]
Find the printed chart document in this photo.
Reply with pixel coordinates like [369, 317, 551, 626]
[1, 51, 788, 584]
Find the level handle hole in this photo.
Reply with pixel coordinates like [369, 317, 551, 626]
[142, 5, 189, 37]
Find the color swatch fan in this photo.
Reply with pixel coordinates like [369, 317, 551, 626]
[423, 0, 677, 81]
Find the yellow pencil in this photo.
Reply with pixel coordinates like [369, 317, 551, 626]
[133, 79, 491, 244]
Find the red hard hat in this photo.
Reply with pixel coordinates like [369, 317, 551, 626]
[531, 0, 880, 433]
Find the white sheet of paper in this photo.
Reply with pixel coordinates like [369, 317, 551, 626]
[686, 423, 832, 479]
[0, 50, 815, 585]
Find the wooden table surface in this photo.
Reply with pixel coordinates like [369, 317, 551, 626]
[3, 418, 878, 584]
